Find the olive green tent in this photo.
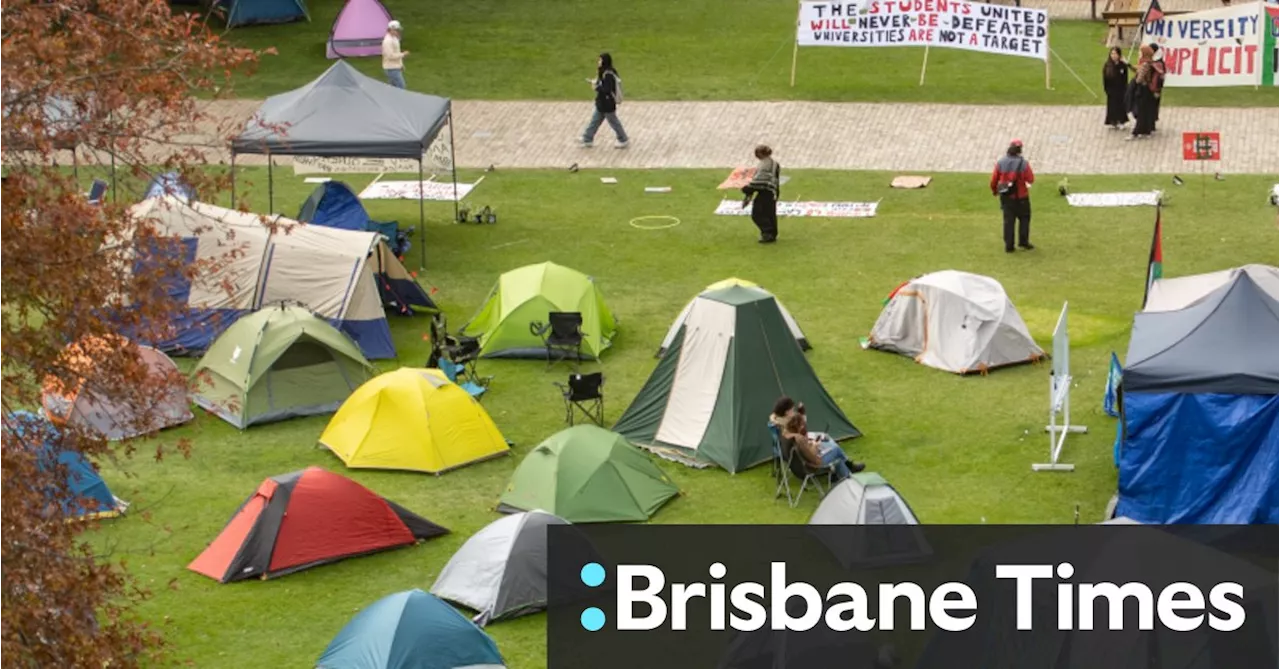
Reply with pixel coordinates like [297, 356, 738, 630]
[497, 425, 678, 523]
[463, 262, 618, 360]
[615, 285, 860, 473]
[192, 305, 374, 429]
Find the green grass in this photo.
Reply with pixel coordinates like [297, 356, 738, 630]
[216, 0, 1277, 106]
[87, 166, 1279, 667]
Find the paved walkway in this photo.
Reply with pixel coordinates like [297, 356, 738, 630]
[202, 100, 1277, 175]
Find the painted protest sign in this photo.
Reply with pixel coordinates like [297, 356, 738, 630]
[715, 199, 879, 218]
[1065, 191, 1163, 207]
[797, 0, 1048, 60]
[359, 179, 479, 202]
[1143, 2, 1266, 87]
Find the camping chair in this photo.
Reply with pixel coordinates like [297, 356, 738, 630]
[86, 179, 108, 205]
[438, 359, 487, 400]
[769, 424, 792, 501]
[554, 372, 603, 426]
[530, 312, 585, 371]
[780, 438, 834, 509]
[427, 314, 492, 395]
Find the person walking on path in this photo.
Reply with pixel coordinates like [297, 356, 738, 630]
[1102, 47, 1131, 129]
[1128, 45, 1159, 140]
[381, 21, 409, 89]
[989, 140, 1035, 253]
[580, 53, 629, 148]
[742, 145, 781, 244]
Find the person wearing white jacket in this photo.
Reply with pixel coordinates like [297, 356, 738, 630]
[381, 20, 409, 89]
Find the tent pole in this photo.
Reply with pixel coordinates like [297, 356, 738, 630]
[267, 153, 275, 214]
[418, 156, 426, 271]
[230, 152, 237, 205]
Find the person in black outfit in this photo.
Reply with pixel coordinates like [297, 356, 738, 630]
[1150, 44, 1167, 131]
[1128, 45, 1159, 140]
[742, 145, 781, 243]
[1102, 47, 1131, 129]
[580, 52, 629, 148]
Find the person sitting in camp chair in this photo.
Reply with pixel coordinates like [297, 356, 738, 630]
[782, 414, 855, 481]
[771, 397, 866, 475]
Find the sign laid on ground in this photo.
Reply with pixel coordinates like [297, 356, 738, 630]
[796, 0, 1048, 60]
[359, 178, 481, 202]
[1182, 132, 1222, 161]
[714, 199, 879, 218]
[1066, 191, 1163, 207]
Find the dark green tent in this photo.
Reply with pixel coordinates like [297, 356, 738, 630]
[614, 285, 860, 473]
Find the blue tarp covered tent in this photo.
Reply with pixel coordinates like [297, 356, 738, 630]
[298, 182, 436, 314]
[317, 589, 505, 669]
[3, 411, 124, 520]
[218, 0, 309, 27]
[1116, 272, 1279, 524]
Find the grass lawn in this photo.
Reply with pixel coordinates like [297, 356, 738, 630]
[87, 166, 1278, 667]
[215, 0, 1277, 107]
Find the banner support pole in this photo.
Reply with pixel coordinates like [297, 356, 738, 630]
[790, 2, 802, 87]
[919, 45, 930, 86]
[1044, 32, 1052, 89]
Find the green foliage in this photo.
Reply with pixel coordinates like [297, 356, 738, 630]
[94, 168, 1277, 667]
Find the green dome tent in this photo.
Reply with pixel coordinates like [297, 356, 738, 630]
[497, 425, 678, 523]
[463, 262, 618, 360]
[615, 285, 860, 473]
[192, 305, 374, 428]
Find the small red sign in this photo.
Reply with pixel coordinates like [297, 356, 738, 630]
[1182, 132, 1221, 161]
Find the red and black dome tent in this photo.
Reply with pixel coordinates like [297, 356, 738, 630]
[189, 467, 447, 583]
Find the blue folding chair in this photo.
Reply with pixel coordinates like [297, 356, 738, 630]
[437, 359, 487, 400]
[86, 179, 108, 205]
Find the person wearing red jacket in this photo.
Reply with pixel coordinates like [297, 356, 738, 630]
[990, 139, 1035, 253]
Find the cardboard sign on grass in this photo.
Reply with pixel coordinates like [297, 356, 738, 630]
[360, 179, 480, 201]
[1065, 191, 1163, 207]
[718, 167, 792, 190]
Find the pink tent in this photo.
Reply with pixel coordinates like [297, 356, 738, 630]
[326, 0, 394, 59]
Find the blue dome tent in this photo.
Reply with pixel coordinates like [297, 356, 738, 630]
[215, 0, 309, 28]
[317, 589, 505, 669]
[3, 411, 126, 520]
[1116, 270, 1278, 524]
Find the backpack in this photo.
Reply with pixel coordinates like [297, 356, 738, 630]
[609, 72, 624, 105]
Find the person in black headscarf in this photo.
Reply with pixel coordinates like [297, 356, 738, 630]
[579, 53, 629, 149]
[1103, 47, 1131, 129]
[1150, 43, 1167, 131]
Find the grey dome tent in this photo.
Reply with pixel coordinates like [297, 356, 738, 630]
[230, 60, 457, 268]
[808, 472, 932, 567]
[430, 510, 569, 626]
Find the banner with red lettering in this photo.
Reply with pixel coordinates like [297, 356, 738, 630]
[797, 0, 1048, 60]
[1143, 2, 1266, 87]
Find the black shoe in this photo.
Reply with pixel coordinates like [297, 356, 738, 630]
[1020, 243, 1035, 250]
[758, 237, 777, 244]
[849, 461, 866, 473]
[1005, 247, 1016, 253]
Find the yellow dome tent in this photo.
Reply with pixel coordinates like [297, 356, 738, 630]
[320, 368, 510, 474]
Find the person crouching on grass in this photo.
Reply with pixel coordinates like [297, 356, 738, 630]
[741, 145, 781, 244]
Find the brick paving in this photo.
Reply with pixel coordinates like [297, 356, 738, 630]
[201, 99, 1277, 175]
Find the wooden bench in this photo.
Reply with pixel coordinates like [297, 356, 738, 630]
[1102, 9, 1193, 44]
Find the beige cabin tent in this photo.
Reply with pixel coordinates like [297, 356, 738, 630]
[866, 270, 1044, 374]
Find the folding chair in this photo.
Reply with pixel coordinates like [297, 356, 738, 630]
[427, 313, 492, 395]
[769, 424, 791, 501]
[86, 179, 108, 205]
[530, 312, 585, 371]
[780, 438, 834, 509]
[438, 359, 486, 400]
[554, 372, 604, 426]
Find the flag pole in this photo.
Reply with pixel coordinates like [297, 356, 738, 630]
[790, 1, 802, 87]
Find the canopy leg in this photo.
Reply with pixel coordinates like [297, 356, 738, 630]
[418, 157, 426, 270]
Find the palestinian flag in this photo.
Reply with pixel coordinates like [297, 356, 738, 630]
[1265, 2, 1278, 86]
[1141, 207, 1163, 309]
[1141, 0, 1165, 24]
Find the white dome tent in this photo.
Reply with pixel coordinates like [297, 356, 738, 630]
[865, 270, 1045, 374]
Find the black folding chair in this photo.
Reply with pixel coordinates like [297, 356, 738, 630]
[554, 372, 604, 426]
[530, 312, 585, 371]
[780, 439, 834, 509]
[427, 313, 491, 391]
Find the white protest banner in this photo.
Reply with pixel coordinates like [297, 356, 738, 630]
[715, 199, 879, 218]
[359, 179, 480, 202]
[797, 0, 1048, 60]
[293, 122, 454, 174]
[1066, 191, 1163, 208]
[1143, 3, 1265, 87]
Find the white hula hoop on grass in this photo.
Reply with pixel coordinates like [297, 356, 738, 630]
[629, 215, 681, 230]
